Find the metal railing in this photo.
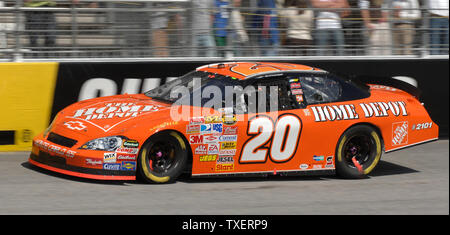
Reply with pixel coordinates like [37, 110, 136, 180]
[0, 0, 448, 61]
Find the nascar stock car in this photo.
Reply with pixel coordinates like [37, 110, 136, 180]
[29, 62, 439, 183]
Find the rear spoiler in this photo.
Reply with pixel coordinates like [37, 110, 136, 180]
[341, 74, 421, 100]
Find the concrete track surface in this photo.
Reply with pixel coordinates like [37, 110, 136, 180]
[0, 140, 448, 215]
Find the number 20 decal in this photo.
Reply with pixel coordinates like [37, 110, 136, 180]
[240, 113, 302, 164]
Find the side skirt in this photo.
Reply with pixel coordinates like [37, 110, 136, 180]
[191, 169, 335, 178]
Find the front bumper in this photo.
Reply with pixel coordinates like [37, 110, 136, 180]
[28, 135, 136, 181]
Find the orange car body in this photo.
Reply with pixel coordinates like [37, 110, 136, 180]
[29, 62, 439, 180]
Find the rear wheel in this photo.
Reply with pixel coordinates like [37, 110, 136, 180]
[137, 131, 188, 183]
[335, 125, 383, 179]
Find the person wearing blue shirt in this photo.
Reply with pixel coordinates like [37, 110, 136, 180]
[214, 0, 230, 56]
[253, 0, 280, 56]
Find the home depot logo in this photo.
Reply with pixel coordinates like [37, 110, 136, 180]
[392, 121, 408, 146]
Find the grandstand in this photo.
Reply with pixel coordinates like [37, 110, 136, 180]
[0, 0, 448, 61]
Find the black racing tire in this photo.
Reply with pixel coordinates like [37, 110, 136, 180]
[335, 125, 383, 179]
[137, 131, 188, 184]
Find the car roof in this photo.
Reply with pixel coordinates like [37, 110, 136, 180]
[196, 62, 325, 80]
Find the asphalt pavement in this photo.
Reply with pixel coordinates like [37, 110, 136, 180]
[0, 140, 448, 215]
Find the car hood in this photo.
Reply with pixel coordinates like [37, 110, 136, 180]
[51, 94, 175, 137]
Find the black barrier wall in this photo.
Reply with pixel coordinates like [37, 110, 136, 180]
[52, 59, 448, 137]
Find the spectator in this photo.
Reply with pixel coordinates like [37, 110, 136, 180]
[342, 0, 366, 55]
[428, 0, 449, 55]
[213, 0, 230, 57]
[23, 0, 58, 50]
[113, 1, 150, 57]
[254, 0, 281, 56]
[192, 0, 217, 57]
[0, 0, 7, 49]
[311, 0, 350, 56]
[360, 0, 392, 55]
[283, 0, 314, 56]
[229, 0, 249, 56]
[390, 0, 421, 55]
[151, 2, 171, 57]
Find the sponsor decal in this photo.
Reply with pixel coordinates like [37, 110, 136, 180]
[313, 164, 323, 169]
[216, 156, 234, 164]
[208, 144, 220, 154]
[369, 85, 397, 91]
[313, 155, 324, 161]
[218, 135, 237, 142]
[116, 148, 138, 154]
[199, 154, 217, 162]
[33, 139, 76, 158]
[215, 163, 234, 172]
[121, 161, 136, 171]
[325, 164, 334, 168]
[310, 101, 408, 122]
[219, 149, 236, 156]
[291, 89, 303, 95]
[63, 121, 86, 130]
[360, 101, 407, 118]
[104, 152, 117, 163]
[205, 115, 222, 124]
[203, 135, 220, 144]
[86, 158, 102, 166]
[220, 141, 236, 150]
[295, 95, 303, 102]
[123, 140, 139, 148]
[211, 123, 223, 134]
[186, 124, 200, 134]
[303, 109, 311, 116]
[289, 78, 299, 83]
[392, 121, 408, 145]
[149, 121, 179, 132]
[311, 104, 359, 122]
[222, 115, 237, 125]
[300, 164, 309, 169]
[117, 154, 137, 161]
[103, 163, 121, 171]
[190, 117, 205, 125]
[72, 103, 162, 121]
[200, 124, 212, 134]
[194, 145, 208, 154]
[290, 83, 301, 89]
[223, 126, 237, 135]
[189, 135, 204, 144]
[325, 156, 334, 168]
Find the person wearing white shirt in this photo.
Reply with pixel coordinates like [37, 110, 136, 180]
[428, 0, 449, 55]
[360, 0, 392, 55]
[311, 0, 350, 56]
[390, 0, 421, 55]
[283, 0, 314, 55]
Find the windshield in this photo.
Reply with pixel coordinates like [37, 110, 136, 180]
[145, 71, 241, 106]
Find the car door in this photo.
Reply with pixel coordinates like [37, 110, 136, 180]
[235, 73, 308, 174]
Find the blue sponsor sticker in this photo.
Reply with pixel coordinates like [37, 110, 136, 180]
[103, 163, 121, 171]
[121, 161, 136, 171]
[211, 123, 223, 133]
[313, 155, 324, 161]
[200, 124, 212, 133]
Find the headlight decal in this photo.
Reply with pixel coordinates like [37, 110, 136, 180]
[80, 136, 124, 151]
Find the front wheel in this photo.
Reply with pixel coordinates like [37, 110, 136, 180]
[137, 131, 188, 183]
[335, 125, 383, 179]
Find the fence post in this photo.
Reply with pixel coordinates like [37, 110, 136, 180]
[13, 0, 23, 61]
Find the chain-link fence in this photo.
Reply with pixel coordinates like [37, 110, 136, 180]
[0, 0, 448, 61]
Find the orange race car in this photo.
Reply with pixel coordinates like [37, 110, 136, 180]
[29, 62, 439, 183]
